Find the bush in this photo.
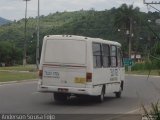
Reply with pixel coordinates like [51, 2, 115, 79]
[131, 59, 160, 71]
[152, 59, 160, 70]
[131, 61, 152, 71]
[132, 63, 145, 71]
[142, 101, 160, 120]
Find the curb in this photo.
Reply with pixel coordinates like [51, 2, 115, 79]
[0, 70, 34, 73]
[126, 74, 160, 78]
[0, 79, 38, 85]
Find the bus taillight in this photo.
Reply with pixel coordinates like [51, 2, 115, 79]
[86, 72, 92, 82]
[39, 70, 43, 79]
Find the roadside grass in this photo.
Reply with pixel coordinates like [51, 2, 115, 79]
[0, 71, 38, 82]
[0, 65, 37, 72]
[126, 70, 160, 76]
[0, 65, 38, 82]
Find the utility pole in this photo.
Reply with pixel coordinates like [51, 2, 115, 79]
[23, 0, 30, 66]
[129, 18, 132, 61]
[36, 0, 40, 69]
[127, 18, 133, 71]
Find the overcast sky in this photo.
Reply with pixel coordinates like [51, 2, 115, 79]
[0, 0, 159, 20]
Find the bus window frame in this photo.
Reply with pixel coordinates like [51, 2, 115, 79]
[92, 42, 103, 68]
[102, 44, 110, 68]
[110, 45, 118, 67]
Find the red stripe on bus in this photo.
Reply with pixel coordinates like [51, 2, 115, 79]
[43, 64, 86, 68]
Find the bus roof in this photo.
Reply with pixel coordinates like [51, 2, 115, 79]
[44, 35, 121, 46]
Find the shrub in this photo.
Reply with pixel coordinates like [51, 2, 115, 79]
[142, 102, 160, 120]
[131, 60, 160, 71]
[132, 63, 145, 71]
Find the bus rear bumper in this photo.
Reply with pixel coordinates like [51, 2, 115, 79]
[37, 84, 101, 96]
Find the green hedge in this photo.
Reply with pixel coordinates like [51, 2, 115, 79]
[131, 60, 160, 71]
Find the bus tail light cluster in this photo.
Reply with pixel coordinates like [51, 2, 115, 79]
[86, 72, 92, 82]
[39, 70, 43, 79]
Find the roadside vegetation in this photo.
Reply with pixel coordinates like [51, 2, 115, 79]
[127, 61, 160, 76]
[0, 65, 38, 82]
[0, 64, 37, 72]
[142, 102, 160, 120]
[0, 71, 37, 82]
[128, 42, 160, 76]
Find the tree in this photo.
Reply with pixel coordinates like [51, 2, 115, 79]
[114, 4, 140, 30]
[0, 41, 22, 65]
[114, 4, 140, 57]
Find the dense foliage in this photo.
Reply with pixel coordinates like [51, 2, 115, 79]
[0, 4, 160, 67]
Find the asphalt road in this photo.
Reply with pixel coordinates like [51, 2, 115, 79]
[0, 75, 160, 116]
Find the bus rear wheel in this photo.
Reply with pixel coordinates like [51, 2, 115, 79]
[115, 91, 121, 98]
[96, 86, 105, 102]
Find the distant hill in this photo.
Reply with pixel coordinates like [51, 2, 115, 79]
[0, 17, 11, 25]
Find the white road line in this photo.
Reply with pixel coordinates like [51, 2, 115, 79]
[0, 80, 38, 86]
[31, 92, 39, 95]
[126, 108, 141, 114]
[126, 74, 160, 78]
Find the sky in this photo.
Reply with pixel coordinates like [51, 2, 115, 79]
[0, 0, 159, 20]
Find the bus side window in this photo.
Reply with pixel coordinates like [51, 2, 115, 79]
[102, 44, 110, 67]
[110, 45, 117, 67]
[92, 43, 102, 68]
[120, 48, 124, 67]
[117, 47, 122, 67]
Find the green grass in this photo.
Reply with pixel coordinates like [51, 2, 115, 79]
[126, 70, 160, 76]
[0, 71, 38, 82]
[0, 65, 38, 82]
[0, 65, 37, 72]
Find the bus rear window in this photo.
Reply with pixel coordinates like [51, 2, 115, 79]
[44, 39, 86, 65]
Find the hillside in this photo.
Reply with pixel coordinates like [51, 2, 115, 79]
[0, 5, 160, 64]
[0, 17, 11, 25]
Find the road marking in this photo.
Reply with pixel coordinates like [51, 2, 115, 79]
[126, 74, 160, 78]
[32, 92, 39, 95]
[0, 80, 37, 86]
[126, 108, 141, 114]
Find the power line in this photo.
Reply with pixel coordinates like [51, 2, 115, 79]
[144, 0, 160, 12]
[147, 4, 160, 12]
[143, 0, 160, 4]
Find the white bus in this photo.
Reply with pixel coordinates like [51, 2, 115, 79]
[38, 35, 125, 102]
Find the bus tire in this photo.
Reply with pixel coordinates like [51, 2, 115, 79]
[115, 81, 123, 98]
[53, 93, 67, 102]
[115, 91, 121, 98]
[121, 80, 124, 91]
[96, 86, 105, 102]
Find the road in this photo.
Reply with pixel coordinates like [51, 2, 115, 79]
[0, 75, 160, 116]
